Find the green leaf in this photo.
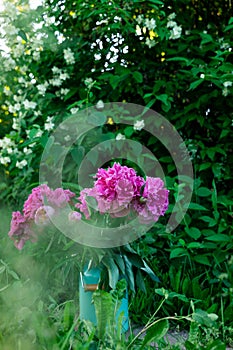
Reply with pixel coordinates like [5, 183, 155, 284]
[124, 126, 134, 138]
[136, 269, 146, 293]
[156, 94, 169, 106]
[141, 260, 160, 282]
[188, 79, 203, 91]
[199, 216, 217, 227]
[71, 146, 85, 167]
[188, 203, 208, 211]
[132, 71, 143, 83]
[199, 163, 211, 171]
[18, 29, 27, 42]
[93, 290, 114, 339]
[102, 258, 119, 289]
[187, 242, 204, 249]
[123, 255, 135, 292]
[206, 339, 226, 350]
[205, 234, 231, 242]
[170, 248, 188, 259]
[196, 187, 212, 197]
[193, 255, 211, 266]
[140, 319, 169, 348]
[192, 309, 216, 327]
[168, 292, 189, 302]
[166, 57, 193, 65]
[185, 227, 202, 240]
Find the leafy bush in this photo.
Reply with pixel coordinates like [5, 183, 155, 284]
[0, 0, 232, 347]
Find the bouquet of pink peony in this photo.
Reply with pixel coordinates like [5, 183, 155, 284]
[8, 162, 169, 291]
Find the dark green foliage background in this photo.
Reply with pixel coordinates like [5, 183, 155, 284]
[0, 0, 232, 346]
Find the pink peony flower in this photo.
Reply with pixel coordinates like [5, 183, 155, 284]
[135, 177, 169, 224]
[93, 162, 144, 215]
[8, 211, 34, 250]
[75, 188, 94, 219]
[47, 188, 75, 208]
[23, 184, 51, 220]
[8, 211, 27, 237]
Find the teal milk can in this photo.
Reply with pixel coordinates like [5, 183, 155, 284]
[79, 265, 129, 332]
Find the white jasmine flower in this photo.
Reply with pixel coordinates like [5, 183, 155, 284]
[63, 48, 75, 65]
[12, 118, 20, 131]
[13, 95, 23, 102]
[52, 66, 61, 74]
[145, 37, 156, 48]
[6, 148, 13, 154]
[23, 99, 37, 109]
[60, 88, 70, 95]
[34, 110, 42, 116]
[3, 57, 16, 71]
[200, 74, 205, 79]
[16, 159, 27, 169]
[116, 133, 126, 141]
[70, 107, 79, 114]
[18, 77, 26, 84]
[49, 78, 62, 86]
[44, 116, 55, 131]
[35, 129, 43, 138]
[145, 18, 156, 30]
[167, 20, 177, 28]
[223, 81, 232, 88]
[0, 156, 11, 165]
[8, 103, 21, 113]
[37, 82, 49, 95]
[168, 13, 176, 20]
[222, 88, 229, 97]
[136, 25, 142, 36]
[29, 142, 36, 148]
[96, 100, 104, 109]
[33, 51, 41, 61]
[0, 137, 15, 149]
[136, 15, 144, 25]
[3, 86, 11, 96]
[84, 77, 94, 88]
[169, 25, 182, 39]
[59, 72, 69, 80]
[134, 119, 145, 131]
[23, 147, 32, 155]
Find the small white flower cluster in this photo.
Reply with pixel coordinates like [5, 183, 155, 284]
[135, 14, 157, 48]
[0, 137, 15, 165]
[134, 119, 145, 131]
[49, 66, 70, 87]
[55, 88, 70, 99]
[116, 133, 125, 141]
[37, 81, 49, 95]
[44, 116, 55, 131]
[167, 13, 182, 40]
[63, 48, 75, 65]
[84, 77, 95, 89]
[222, 81, 232, 97]
[70, 107, 79, 114]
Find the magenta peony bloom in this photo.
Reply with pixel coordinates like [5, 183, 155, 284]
[23, 185, 75, 220]
[8, 211, 34, 250]
[8, 211, 27, 237]
[135, 177, 169, 224]
[75, 188, 94, 219]
[93, 162, 144, 215]
[47, 188, 75, 208]
[23, 184, 51, 220]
